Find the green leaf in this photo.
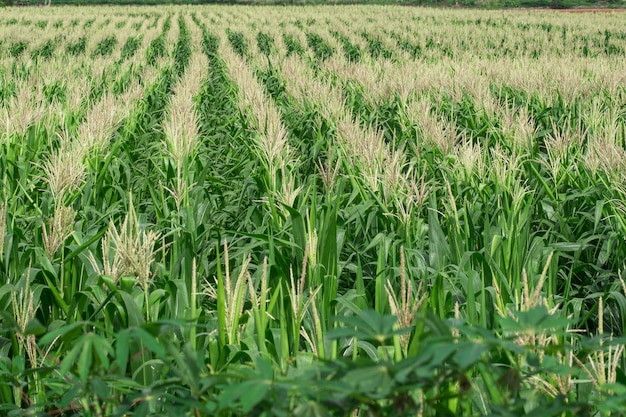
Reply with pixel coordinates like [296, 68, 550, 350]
[77, 336, 93, 381]
[135, 327, 166, 358]
[120, 292, 145, 327]
[498, 305, 570, 334]
[91, 335, 113, 371]
[39, 321, 85, 345]
[59, 339, 84, 378]
[240, 380, 270, 413]
[344, 364, 393, 398]
[294, 401, 331, 417]
[116, 329, 130, 373]
[331, 310, 409, 343]
[452, 342, 486, 369]
[428, 195, 450, 271]
[355, 340, 378, 361]
[23, 318, 45, 336]
[91, 378, 109, 399]
[64, 225, 108, 264]
[60, 384, 81, 409]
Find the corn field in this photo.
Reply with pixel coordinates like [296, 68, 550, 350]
[1, 5, 626, 416]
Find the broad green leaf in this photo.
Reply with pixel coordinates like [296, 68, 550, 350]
[116, 329, 130, 373]
[24, 318, 45, 336]
[135, 327, 166, 358]
[240, 380, 270, 413]
[120, 292, 145, 327]
[294, 401, 331, 417]
[77, 336, 93, 381]
[39, 322, 86, 346]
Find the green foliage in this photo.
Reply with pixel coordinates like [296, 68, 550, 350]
[146, 34, 167, 65]
[388, 31, 422, 59]
[146, 15, 170, 65]
[66, 36, 87, 56]
[31, 39, 56, 60]
[173, 15, 191, 76]
[305, 31, 334, 61]
[331, 30, 362, 63]
[92, 35, 118, 58]
[361, 31, 393, 60]
[2, 6, 626, 417]
[282, 33, 305, 57]
[9, 41, 28, 58]
[119, 35, 143, 61]
[42, 80, 66, 104]
[256, 31, 275, 56]
[227, 29, 248, 58]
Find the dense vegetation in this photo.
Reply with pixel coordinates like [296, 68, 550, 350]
[1, 5, 626, 416]
[1, 0, 625, 9]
